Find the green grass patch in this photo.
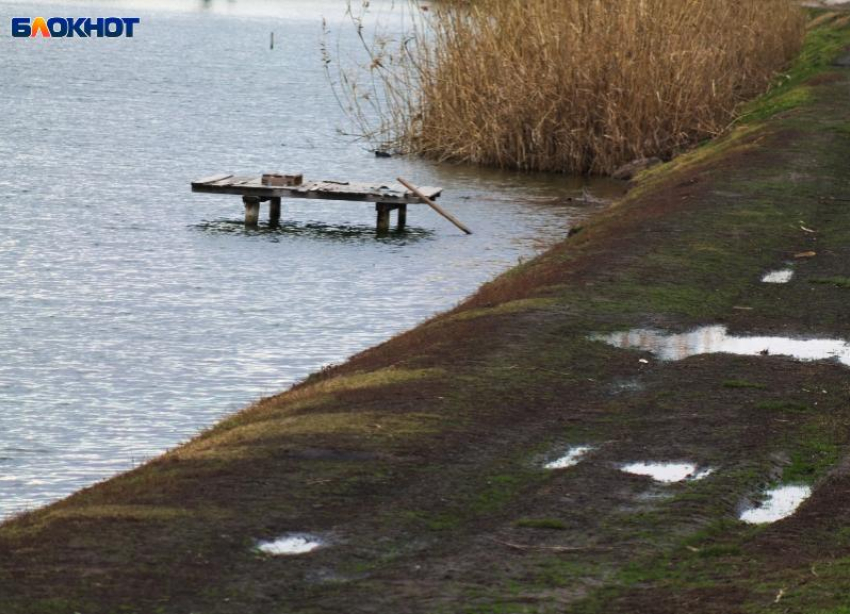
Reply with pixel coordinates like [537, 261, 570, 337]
[723, 380, 768, 390]
[810, 276, 850, 289]
[739, 86, 812, 124]
[448, 298, 560, 323]
[783, 422, 842, 483]
[515, 518, 568, 530]
[739, 17, 850, 125]
[402, 510, 463, 532]
[756, 400, 811, 413]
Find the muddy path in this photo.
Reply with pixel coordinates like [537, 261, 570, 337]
[2, 13, 850, 614]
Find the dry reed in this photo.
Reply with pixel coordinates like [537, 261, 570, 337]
[328, 0, 806, 174]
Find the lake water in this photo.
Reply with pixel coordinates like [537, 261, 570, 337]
[0, 0, 618, 518]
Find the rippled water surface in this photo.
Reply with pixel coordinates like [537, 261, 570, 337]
[0, 0, 619, 517]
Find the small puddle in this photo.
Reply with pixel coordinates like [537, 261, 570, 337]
[545, 446, 594, 470]
[594, 326, 850, 366]
[739, 485, 812, 524]
[608, 378, 644, 395]
[621, 462, 712, 483]
[256, 533, 326, 556]
[761, 269, 794, 284]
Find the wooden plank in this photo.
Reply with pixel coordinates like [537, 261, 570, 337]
[409, 186, 442, 199]
[191, 175, 443, 204]
[398, 176, 471, 235]
[192, 173, 232, 186]
[222, 175, 262, 186]
[233, 178, 264, 187]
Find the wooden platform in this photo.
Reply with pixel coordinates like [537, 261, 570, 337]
[191, 174, 443, 232]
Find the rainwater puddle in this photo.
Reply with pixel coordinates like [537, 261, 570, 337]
[761, 269, 794, 284]
[545, 446, 594, 470]
[256, 533, 326, 556]
[608, 378, 644, 395]
[594, 326, 850, 366]
[621, 463, 712, 483]
[739, 485, 812, 524]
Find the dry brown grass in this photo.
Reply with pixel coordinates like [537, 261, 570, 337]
[331, 0, 805, 174]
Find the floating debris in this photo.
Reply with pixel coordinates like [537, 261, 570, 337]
[740, 485, 812, 524]
[545, 446, 594, 470]
[620, 462, 711, 483]
[257, 533, 326, 556]
[761, 269, 794, 284]
[593, 326, 850, 366]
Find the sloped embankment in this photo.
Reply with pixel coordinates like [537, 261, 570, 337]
[2, 12, 850, 614]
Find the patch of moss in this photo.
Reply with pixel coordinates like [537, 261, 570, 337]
[756, 400, 811, 413]
[402, 510, 463, 532]
[448, 298, 559, 323]
[0, 599, 95, 614]
[515, 518, 568, 530]
[473, 474, 528, 515]
[723, 380, 768, 390]
[738, 17, 850, 126]
[738, 86, 813, 124]
[810, 276, 850, 289]
[310, 367, 445, 394]
[693, 544, 743, 559]
[782, 422, 842, 483]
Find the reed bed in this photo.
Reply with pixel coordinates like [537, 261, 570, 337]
[330, 0, 806, 174]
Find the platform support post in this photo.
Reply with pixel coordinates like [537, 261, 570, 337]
[243, 196, 261, 227]
[397, 204, 407, 231]
[269, 197, 281, 227]
[376, 203, 391, 234]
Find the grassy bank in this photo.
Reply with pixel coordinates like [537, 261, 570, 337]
[2, 11, 850, 614]
[339, 0, 805, 173]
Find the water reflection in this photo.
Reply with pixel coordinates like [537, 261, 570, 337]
[740, 485, 811, 524]
[544, 445, 594, 470]
[761, 269, 794, 284]
[620, 462, 712, 483]
[257, 533, 327, 555]
[594, 326, 850, 366]
[193, 220, 434, 244]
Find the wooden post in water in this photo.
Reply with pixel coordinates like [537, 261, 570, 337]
[269, 197, 281, 227]
[243, 196, 261, 227]
[397, 204, 407, 231]
[376, 203, 391, 234]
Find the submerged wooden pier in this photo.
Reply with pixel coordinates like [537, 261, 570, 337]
[191, 174, 444, 233]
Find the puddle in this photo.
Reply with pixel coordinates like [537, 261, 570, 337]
[739, 485, 812, 524]
[761, 269, 794, 284]
[256, 533, 326, 556]
[608, 378, 644, 395]
[620, 462, 712, 483]
[594, 326, 850, 366]
[545, 446, 594, 470]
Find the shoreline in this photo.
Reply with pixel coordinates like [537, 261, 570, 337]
[2, 11, 850, 614]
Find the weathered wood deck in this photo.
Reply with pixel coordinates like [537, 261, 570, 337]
[191, 174, 443, 232]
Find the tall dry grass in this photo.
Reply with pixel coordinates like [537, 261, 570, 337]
[329, 0, 806, 174]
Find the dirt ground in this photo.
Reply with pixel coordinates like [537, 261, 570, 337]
[1, 12, 850, 614]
